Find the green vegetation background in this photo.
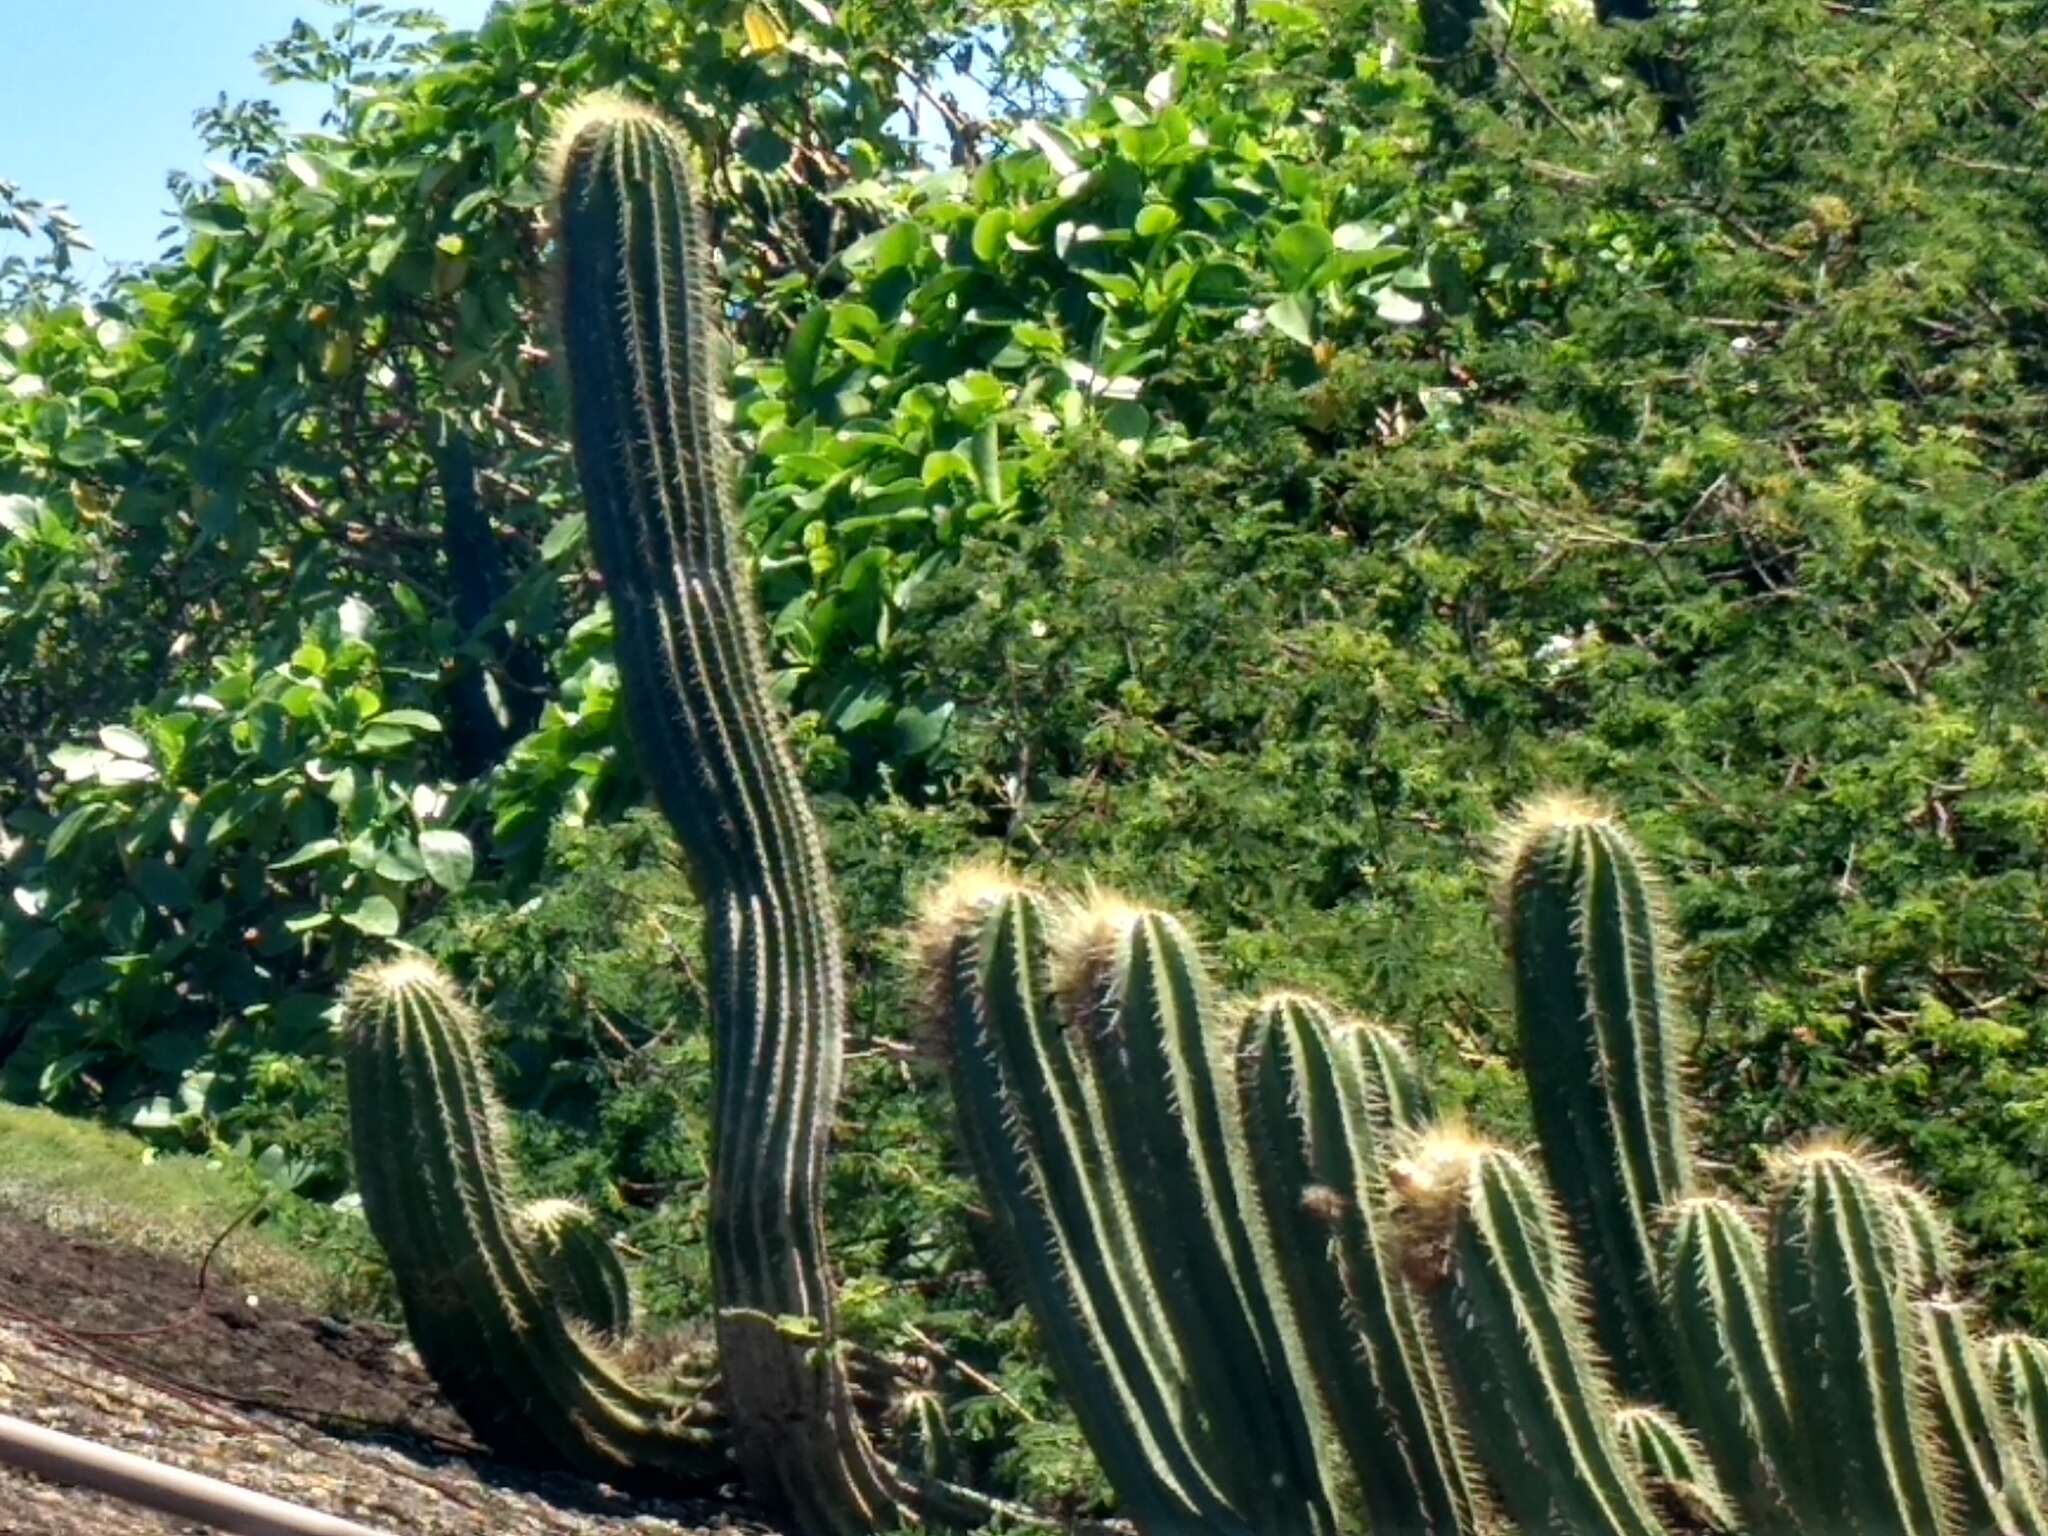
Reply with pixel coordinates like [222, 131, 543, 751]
[6, 0, 2048, 1510]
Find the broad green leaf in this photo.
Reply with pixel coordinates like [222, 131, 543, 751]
[540, 512, 588, 562]
[1266, 292, 1316, 346]
[971, 209, 1011, 264]
[270, 837, 345, 873]
[340, 895, 401, 937]
[1102, 401, 1151, 441]
[99, 725, 151, 760]
[419, 829, 475, 892]
[1375, 288, 1427, 325]
[374, 709, 443, 732]
[1270, 222, 1333, 289]
[1134, 204, 1180, 239]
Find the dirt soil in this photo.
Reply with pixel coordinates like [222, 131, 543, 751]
[0, 1215, 774, 1534]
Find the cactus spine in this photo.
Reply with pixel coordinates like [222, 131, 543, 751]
[518, 1198, 633, 1338]
[1393, 1129, 1669, 1536]
[340, 957, 722, 1486]
[914, 873, 1333, 1535]
[1501, 796, 1691, 1405]
[1236, 994, 1485, 1533]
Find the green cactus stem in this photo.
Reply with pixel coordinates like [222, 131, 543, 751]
[1920, 1299, 2048, 1536]
[1236, 993, 1486, 1534]
[340, 956, 723, 1486]
[1661, 1194, 1799, 1534]
[912, 871, 1334, 1536]
[1765, 1141, 1951, 1536]
[1991, 1335, 2048, 1489]
[1393, 1128, 1668, 1536]
[518, 1198, 632, 1338]
[1499, 794, 1692, 1405]
[549, 93, 905, 1530]
[1613, 1404, 1741, 1534]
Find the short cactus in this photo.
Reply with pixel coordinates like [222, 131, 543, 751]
[1992, 1335, 2048, 1489]
[1920, 1299, 2048, 1536]
[912, 872, 1334, 1535]
[1613, 1405, 1740, 1534]
[340, 956, 722, 1486]
[1765, 1141, 1951, 1536]
[1661, 1195, 1798, 1533]
[1236, 993, 1485, 1533]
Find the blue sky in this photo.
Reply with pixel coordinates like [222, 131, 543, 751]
[3, 2, 498, 278]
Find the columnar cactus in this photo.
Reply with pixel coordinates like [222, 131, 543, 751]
[1236, 994, 1486, 1534]
[1765, 1143, 1952, 1536]
[1391, 1129, 1669, 1536]
[1920, 1299, 2048, 1536]
[340, 957, 722, 1486]
[548, 95, 905, 1531]
[1993, 1335, 2048, 1487]
[913, 872, 1334, 1535]
[1661, 1195, 1798, 1534]
[1500, 796, 1692, 1404]
[518, 1197, 633, 1338]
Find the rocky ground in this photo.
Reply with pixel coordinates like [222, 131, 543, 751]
[0, 1217, 773, 1535]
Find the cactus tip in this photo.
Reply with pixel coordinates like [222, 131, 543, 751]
[542, 89, 675, 200]
[1388, 1123, 1493, 1231]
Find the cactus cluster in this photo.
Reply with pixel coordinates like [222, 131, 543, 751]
[335, 89, 2048, 1536]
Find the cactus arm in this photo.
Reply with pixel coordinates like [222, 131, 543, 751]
[1500, 796, 1691, 1405]
[1662, 1195, 1800, 1534]
[518, 1198, 633, 1338]
[549, 96, 902, 1530]
[1921, 1301, 2048, 1536]
[341, 959, 723, 1485]
[1396, 1132, 1669, 1536]
[1237, 996, 1487, 1533]
[1062, 909, 1336, 1533]
[916, 876, 1230, 1531]
[1768, 1146, 1955, 1536]
[1613, 1405, 1742, 1534]
[1991, 1336, 2048, 1488]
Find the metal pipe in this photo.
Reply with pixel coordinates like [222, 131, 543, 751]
[0, 1410, 391, 1536]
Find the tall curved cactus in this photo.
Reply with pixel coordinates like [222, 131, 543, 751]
[547, 93, 906, 1531]
[340, 957, 722, 1486]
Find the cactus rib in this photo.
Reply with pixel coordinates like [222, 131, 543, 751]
[1236, 994, 1486, 1533]
[1766, 1142, 1953, 1536]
